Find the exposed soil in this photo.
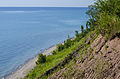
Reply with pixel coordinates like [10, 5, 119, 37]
[48, 34, 120, 79]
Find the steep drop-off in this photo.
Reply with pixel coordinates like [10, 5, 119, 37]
[48, 34, 120, 79]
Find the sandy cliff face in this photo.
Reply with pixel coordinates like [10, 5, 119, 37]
[48, 34, 120, 79]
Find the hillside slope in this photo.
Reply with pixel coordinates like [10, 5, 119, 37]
[48, 34, 120, 79]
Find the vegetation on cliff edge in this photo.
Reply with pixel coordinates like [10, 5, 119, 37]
[25, 0, 120, 79]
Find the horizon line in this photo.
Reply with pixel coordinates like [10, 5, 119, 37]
[0, 6, 88, 8]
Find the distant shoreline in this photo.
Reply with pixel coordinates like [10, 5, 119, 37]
[5, 45, 56, 79]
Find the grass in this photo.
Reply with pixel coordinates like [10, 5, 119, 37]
[25, 39, 82, 79]
[25, 47, 74, 79]
[49, 30, 97, 78]
[105, 45, 108, 52]
[25, 30, 96, 79]
[25, 0, 120, 78]
[100, 51, 103, 55]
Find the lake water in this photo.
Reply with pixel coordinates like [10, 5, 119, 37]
[0, 7, 88, 78]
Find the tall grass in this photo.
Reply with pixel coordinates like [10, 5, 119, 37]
[25, 30, 95, 79]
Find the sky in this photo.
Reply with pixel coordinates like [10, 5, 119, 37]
[0, 0, 95, 7]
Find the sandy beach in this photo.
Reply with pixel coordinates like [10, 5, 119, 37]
[5, 45, 56, 79]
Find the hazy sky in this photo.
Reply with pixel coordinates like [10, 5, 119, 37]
[0, 0, 95, 7]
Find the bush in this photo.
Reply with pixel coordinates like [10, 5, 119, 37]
[65, 36, 72, 48]
[75, 30, 79, 38]
[97, 13, 120, 39]
[57, 44, 64, 52]
[81, 25, 84, 33]
[86, 0, 120, 39]
[52, 50, 57, 55]
[57, 35, 72, 52]
[36, 53, 46, 65]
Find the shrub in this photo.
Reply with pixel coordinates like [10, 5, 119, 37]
[75, 30, 79, 38]
[64, 35, 72, 48]
[86, 21, 90, 31]
[89, 55, 94, 61]
[28, 71, 36, 79]
[86, 0, 120, 39]
[57, 44, 64, 52]
[100, 51, 103, 55]
[105, 45, 108, 52]
[94, 49, 97, 54]
[52, 50, 57, 55]
[96, 13, 120, 39]
[81, 25, 84, 33]
[36, 53, 46, 65]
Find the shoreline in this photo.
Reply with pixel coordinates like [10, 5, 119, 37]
[5, 45, 56, 79]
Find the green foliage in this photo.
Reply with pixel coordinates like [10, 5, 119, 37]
[57, 35, 72, 52]
[108, 57, 111, 61]
[97, 13, 120, 39]
[27, 71, 36, 79]
[86, 21, 91, 30]
[81, 25, 84, 33]
[89, 48, 93, 53]
[25, 29, 95, 79]
[52, 50, 57, 55]
[94, 49, 97, 54]
[36, 54, 46, 65]
[75, 30, 79, 37]
[89, 55, 94, 61]
[74, 26, 90, 42]
[79, 70, 85, 79]
[25, 5, 97, 78]
[100, 51, 103, 55]
[86, 0, 120, 39]
[65, 35, 72, 48]
[57, 36, 72, 52]
[26, 36, 85, 79]
[57, 44, 64, 52]
[105, 45, 108, 51]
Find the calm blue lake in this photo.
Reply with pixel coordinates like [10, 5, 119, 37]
[0, 7, 88, 78]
